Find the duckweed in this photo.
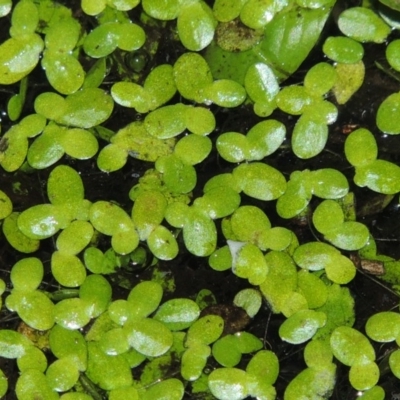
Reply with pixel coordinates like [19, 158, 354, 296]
[1, 0, 400, 398]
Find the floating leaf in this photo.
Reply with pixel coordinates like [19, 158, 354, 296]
[142, 0, 182, 20]
[216, 132, 250, 163]
[156, 154, 197, 194]
[330, 326, 375, 366]
[247, 119, 286, 160]
[174, 134, 212, 165]
[323, 36, 364, 63]
[231, 242, 269, 285]
[0, 0, 12, 17]
[147, 225, 179, 260]
[292, 112, 328, 159]
[276, 171, 312, 219]
[338, 7, 391, 43]
[17, 346, 47, 373]
[60, 128, 99, 159]
[212, 335, 241, 367]
[89, 200, 132, 236]
[0, 34, 44, 84]
[279, 309, 326, 344]
[324, 221, 370, 251]
[97, 144, 128, 172]
[86, 341, 133, 390]
[233, 288, 262, 318]
[18, 204, 65, 240]
[193, 186, 241, 220]
[83, 22, 118, 57]
[181, 343, 211, 380]
[46, 357, 80, 392]
[125, 317, 173, 357]
[344, 128, 378, 167]
[284, 364, 336, 400]
[259, 250, 298, 313]
[293, 241, 340, 271]
[244, 63, 280, 111]
[333, 61, 365, 104]
[312, 199, 344, 235]
[173, 52, 213, 103]
[233, 162, 286, 201]
[0, 329, 32, 358]
[304, 62, 337, 96]
[386, 39, 400, 72]
[184, 106, 216, 135]
[297, 271, 328, 309]
[48, 165, 84, 205]
[12, 290, 55, 330]
[44, 16, 81, 52]
[60, 88, 114, 128]
[177, 1, 216, 51]
[42, 52, 85, 95]
[49, 324, 87, 371]
[10, 257, 43, 292]
[183, 208, 217, 256]
[111, 81, 152, 113]
[54, 298, 91, 330]
[311, 168, 349, 199]
[326, 253, 357, 284]
[276, 85, 312, 115]
[154, 298, 200, 331]
[141, 378, 184, 400]
[209, 246, 232, 272]
[98, 327, 130, 356]
[358, 386, 385, 400]
[127, 281, 163, 319]
[2, 212, 40, 253]
[186, 314, 224, 346]
[349, 360, 379, 391]
[79, 274, 112, 318]
[144, 64, 177, 110]
[376, 92, 400, 135]
[260, 5, 334, 80]
[0, 190, 12, 220]
[246, 350, 279, 385]
[208, 368, 249, 400]
[204, 79, 247, 108]
[389, 349, 400, 379]
[304, 338, 333, 368]
[365, 311, 400, 342]
[354, 159, 400, 194]
[51, 251, 86, 287]
[56, 220, 93, 255]
[16, 369, 58, 400]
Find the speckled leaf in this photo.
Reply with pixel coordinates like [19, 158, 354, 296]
[233, 162, 286, 201]
[292, 113, 328, 159]
[125, 317, 173, 357]
[330, 326, 375, 366]
[376, 92, 400, 135]
[354, 159, 400, 194]
[177, 1, 216, 51]
[345, 128, 378, 167]
[183, 208, 217, 256]
[338, 7, 391, 43]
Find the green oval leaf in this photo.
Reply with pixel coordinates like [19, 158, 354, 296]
[208, 368, 249, 400]
[233, 162, 286, 201]
[376, 92, 400, 135]
[125, 317, 173, 357]
[338, 7, 391, 43]
[330, 326, 375, 366]
[177, 2, 216, 51]
[279, 309, 326, 344]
